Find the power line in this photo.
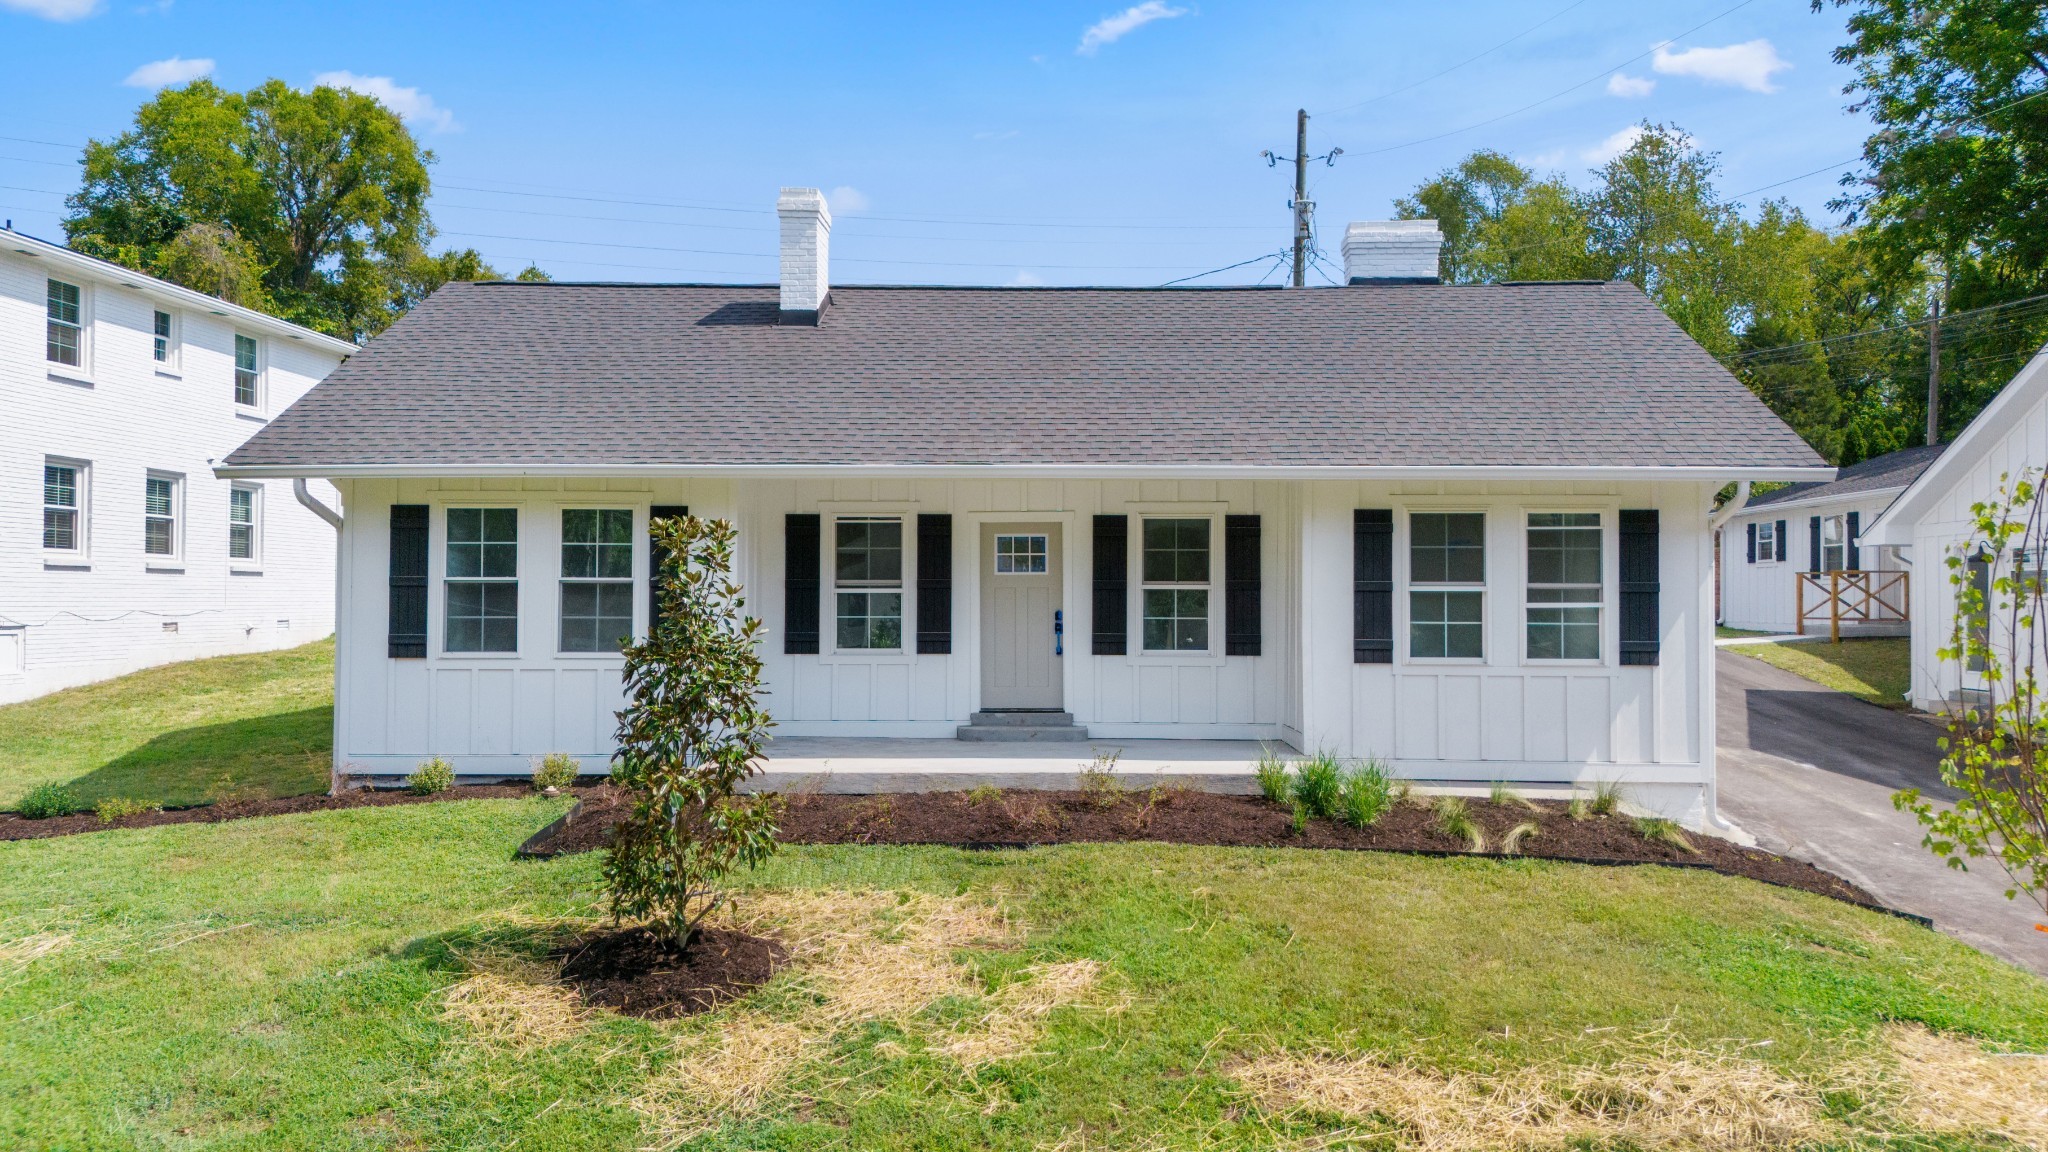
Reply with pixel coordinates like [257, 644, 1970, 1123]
[1317, 0, 1593, 118]
[1156, 250, 1290, 286]
[437, 228, 1234, 272]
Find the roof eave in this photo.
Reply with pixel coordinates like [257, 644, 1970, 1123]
[1865, 345, 2048, 546]
[1738, 484, 1907, 517]
[214, 461, 1835, 482]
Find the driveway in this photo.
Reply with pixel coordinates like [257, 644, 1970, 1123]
[1716, 649, 2046, 975]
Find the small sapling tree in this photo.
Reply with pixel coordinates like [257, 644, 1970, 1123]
[1896, 468, 2048, 929]
[604, 514, 778, 951]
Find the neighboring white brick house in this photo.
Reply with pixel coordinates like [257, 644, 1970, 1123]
[0, 229, 355, 704]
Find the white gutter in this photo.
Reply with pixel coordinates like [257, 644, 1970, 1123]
[217, 462, 1837, 482]
[1708, 480, 1752, 532]
[294, 479, 343, 530]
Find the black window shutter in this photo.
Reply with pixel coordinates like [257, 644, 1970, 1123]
[1775, 519, 1788, 562]
[1224, 514, 1261, 656]
[647, 505, 689, 636]
[1091, 515, 1127, 655]
[1353, 509, 1393, 664]
[916, 514, 952, 654]
[784, 514, 821, 654]
[1809, 515, 1823, 573]
[388, 504, 428, 658]
[1746, 522, 1756, 563]
[1619, 509, 1660, 666]
[1846, 510, 1861, 570]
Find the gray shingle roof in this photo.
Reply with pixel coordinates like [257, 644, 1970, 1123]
[1747, 442, 1946, 509]
[224, 280, 1825, 470]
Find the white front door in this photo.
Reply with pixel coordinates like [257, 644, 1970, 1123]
[980, 523, 1063, 709]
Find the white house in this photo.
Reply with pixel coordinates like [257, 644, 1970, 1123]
[1, 228, 355, 704]
[1716, 443, 1941, 636]
[215, 190, 1828, 827]
[1864, 347, 2048, 712]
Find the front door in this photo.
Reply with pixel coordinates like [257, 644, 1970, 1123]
[980, 523, 1063, 709]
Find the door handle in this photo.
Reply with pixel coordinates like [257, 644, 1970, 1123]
[1054, 609, 1064, 657]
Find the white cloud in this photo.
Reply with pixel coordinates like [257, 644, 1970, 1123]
[1606, 72, 1655, 98]
[311, 70, 459, 132]
[0, 0, 102, 21]
[1651, 38, 1791, 94]
[1582, 124, 1650, 164]
[1077, 1, 1186, 55]
[123, 56, 214, 88]
[826, 185, 869, 215]
[1007, 270, 1045, 287]
[1521, 149, 1566, 170]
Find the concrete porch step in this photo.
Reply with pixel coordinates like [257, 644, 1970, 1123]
[956, 710, 1090, 741]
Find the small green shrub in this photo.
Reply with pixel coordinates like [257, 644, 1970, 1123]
[407, 756, 455, 796]
[1079, 750, 1124, 809]
[1635, 816, 1697, 854]
[95, 797, 162, 824]
[1337, 759, 1393, 829]
[1502, 821, 1540, 854]
[1434, 796, 1486, 852]
[966, 783, 1004, 806]
[17, 783, 81, 820]
[1589, 779, 1626, 817]
[531, 752, 580, 791]
[1290, 751, 1343, 819]
[1254, 749, 1290, 804]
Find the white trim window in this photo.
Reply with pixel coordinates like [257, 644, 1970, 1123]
[1409, 512, 1485, 659]
[1526, 512, 1603, 661]
[228, 483, 261, 563]
[153, 309, 178, 369]
[559, 508, 634, 653]
[446, 508, 518, 653]
[994, 533, 1049, 574]
[144, 472, 182, 559]
[1820, 515, 1848, 572]
[1755, 520, 1777, 564]
[1140, 517, 1210, 652]
[835, 517, 904, 650]
[42, 460, 84, 554]
[234, 333, 262, 408]
[46, 279, 83, 367]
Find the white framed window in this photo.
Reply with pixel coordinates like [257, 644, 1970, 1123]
[446, 508, 519, 653]
[1140, 517, 1210, 652]
[1526, 512, 1602, 661]
[994, 533, 1049, 574]
[234, 333, 262, 408]
[1755, 520, 1777, 564]
[144, 471, 182, 560]
[153, 309, 179, 370]
[228, 483, 261, 564]
[834, 517, 904, 650]
[1820, 515, 1848, 572]
[1409, 512, 1485, 659]
[42, 459, 86, 556]
[46, 278, 83, 368]
[560, 508, 634, 653]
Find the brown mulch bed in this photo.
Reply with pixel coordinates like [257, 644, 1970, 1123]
[0, 784, 599, 842]
[523, 785, 1907, 918]
[554, 923, 787, 1019]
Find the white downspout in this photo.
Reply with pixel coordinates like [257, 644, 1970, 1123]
[1701, 480, 1752, 838]
[294, 478, 342, 530]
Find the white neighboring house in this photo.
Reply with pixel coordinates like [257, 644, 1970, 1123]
[1864, 347, 2048, 712]
[216, 190, 1830, 828]
[1, 228, 355, 704]
[1716, 443, 1942, 637]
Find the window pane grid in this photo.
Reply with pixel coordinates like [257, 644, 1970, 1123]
[1409, 513, 1485, 658]
[560, 509, 633, 652]
[447, 508, 517, 652]
[836, 591, 902, 650]
[46, 279, 81, 366]
[1526, 513, 1601, 660]
[835, 518, 902, 585]
[994, 533, 1048, 574]
[144, 476, 176, 556]
[1139, 518, 1210, 651]
[234, 334, 259, 405]
[153, 310, 172, 362]
[834, 518, 903, 648]
[229, 487, 255, 561]
[43, 464, 77, 551]
[1142, 588, 1209, 652]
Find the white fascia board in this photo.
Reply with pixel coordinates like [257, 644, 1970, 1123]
[1731, 485, 1904, 519]
[1864, 344, 2048, 546]
[4, 228, 358, 357]
[214, 461, 1837, 482]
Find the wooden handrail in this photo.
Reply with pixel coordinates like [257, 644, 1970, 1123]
[1795, 569, 1909, 642]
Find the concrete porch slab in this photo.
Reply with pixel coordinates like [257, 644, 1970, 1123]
[749, 737, 1298, 794]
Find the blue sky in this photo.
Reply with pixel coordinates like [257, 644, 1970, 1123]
[0, 0, 1872, 287]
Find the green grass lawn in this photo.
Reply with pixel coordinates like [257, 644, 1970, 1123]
[1715, 625, 1775, 639]
[0, 639, 333, 811]
[1735, 636, 1913, 708]
[2, 799, 2043, 1150]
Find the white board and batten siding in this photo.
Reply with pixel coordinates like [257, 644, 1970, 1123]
[1717, 494, 1905, 635]
[329, 475, 1716, 821]
[0, 237, 349, 704]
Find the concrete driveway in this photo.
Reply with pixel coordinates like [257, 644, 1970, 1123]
[1715, 649, 2046, 975]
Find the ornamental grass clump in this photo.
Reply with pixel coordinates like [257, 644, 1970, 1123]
[1337, 758, 1394, 829]
[1434, 796, 1486, 852]
[1255, 749, 1290, 805]
[1636, 816, 1697, 854]
[408, 756, 454, 795]
[605, 513, 778, 952]
[1290, 751, 1343, 819]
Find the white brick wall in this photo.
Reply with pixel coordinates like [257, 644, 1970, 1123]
[777, 187, 831, 315]
[0, 237, 351, 703]
[1342, 220, 1444, 283]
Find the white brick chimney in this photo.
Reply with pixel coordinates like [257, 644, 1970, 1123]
[777, 187, 832, 323]
[1342, 220, 1444, 284]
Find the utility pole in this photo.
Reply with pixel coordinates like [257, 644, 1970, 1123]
[1263, 110, 1341, 288]
[1925, 283, 1943, 446]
